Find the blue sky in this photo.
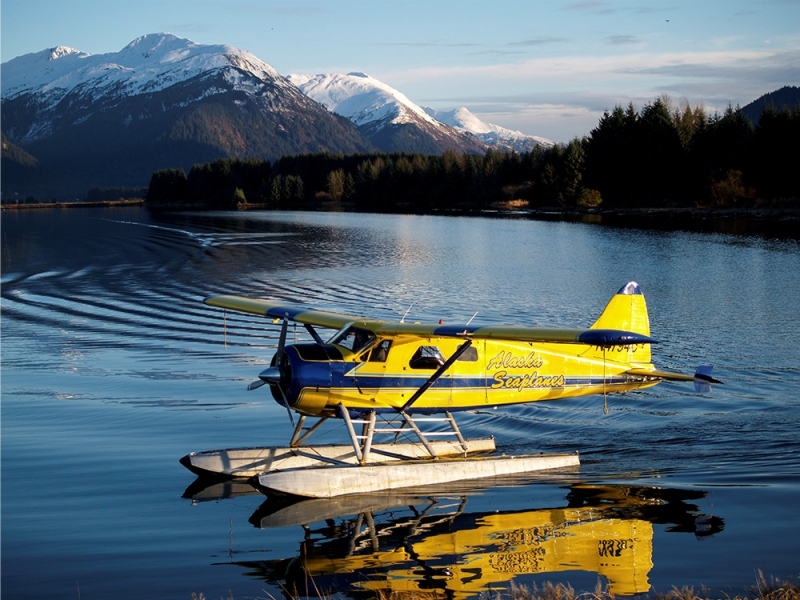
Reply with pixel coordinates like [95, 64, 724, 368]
[3, 0, 798, 142]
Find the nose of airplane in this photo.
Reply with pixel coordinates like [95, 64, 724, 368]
[257, 365, 282, 386]
[266, 344, 336, 414]
[266, 349, 292, 406]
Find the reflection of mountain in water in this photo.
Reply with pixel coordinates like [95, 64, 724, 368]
[213, 484, 723, 598]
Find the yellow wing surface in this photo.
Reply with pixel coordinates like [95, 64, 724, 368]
[203, 283, 715, 387]
[203, 291, 658, 347]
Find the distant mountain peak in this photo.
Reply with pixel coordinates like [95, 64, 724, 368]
[48, 46, 82, 60]
[426, 106, 554, 152]
[123, 32, 182, 50]
[287, 71, 551, 154]
[286, 71, 487, 153]
[287, 71, 440, 128]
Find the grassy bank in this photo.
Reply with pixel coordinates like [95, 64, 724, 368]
[190, 572, 799, 600]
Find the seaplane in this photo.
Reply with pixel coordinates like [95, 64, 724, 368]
[181, 282, 720, 497]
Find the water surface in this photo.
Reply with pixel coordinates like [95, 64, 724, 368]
[2, 208, 799, 599]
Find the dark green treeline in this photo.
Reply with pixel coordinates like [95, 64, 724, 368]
[146, 98, 799, 211]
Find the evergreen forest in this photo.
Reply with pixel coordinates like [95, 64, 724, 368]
[146, 98, 800, 212]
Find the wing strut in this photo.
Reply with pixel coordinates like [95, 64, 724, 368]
[304, 323, 325, 345]
[400, 340, 474, 412]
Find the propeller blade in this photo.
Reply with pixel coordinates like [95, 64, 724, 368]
[275, 315, 288, 363]
[247, 316, 296, 426]
[274, 381, 295, 427]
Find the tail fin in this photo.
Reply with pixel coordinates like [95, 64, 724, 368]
[591, 282, 652, 363]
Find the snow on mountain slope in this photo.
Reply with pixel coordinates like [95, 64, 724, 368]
[286, 72, 442, 129]
[1, 33, 300, 144]
[287, 71, 486, 154]
[1, 33, 372, 194]
[425, 106, 554, 151]
[287, 72, 551, 153]
[2, 33, 287, 102]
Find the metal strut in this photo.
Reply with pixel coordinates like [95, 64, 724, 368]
[337, 406, 472, 464]
[401, 340, 473, 412]
[290, 414, 330, 447]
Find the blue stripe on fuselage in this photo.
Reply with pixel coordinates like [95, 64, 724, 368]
[320, 374, 636, 391]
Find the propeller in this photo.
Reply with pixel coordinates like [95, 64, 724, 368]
[247, 315, 295, 426]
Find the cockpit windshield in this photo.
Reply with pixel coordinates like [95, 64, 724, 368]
[328, 325, 376, 354]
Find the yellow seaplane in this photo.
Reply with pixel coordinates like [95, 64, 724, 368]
[181, 282, 720, 497]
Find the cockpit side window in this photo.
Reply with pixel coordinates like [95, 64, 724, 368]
[368, 340, 392, 362]
[409, 346, 445, 370]
[329, 325, 376, 354]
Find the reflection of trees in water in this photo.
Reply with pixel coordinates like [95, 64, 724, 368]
[565, 485, 725, 537]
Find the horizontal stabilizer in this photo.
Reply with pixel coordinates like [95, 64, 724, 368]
[694, 365, 722, 393]
[624, 367, 695, 382]
[624, 365, 722, 392]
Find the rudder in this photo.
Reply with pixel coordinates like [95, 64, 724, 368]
[591, 282, 652, 363]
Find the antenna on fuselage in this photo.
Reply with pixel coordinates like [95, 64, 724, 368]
[466, 312, 478, 326]
[400, 302, 415, 323]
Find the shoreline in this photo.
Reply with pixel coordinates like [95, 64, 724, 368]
[0, 198, 145, 210]
[3, 199, 797, 235]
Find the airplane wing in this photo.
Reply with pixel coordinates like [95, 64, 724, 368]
[205, 296, 658, 346]
[204, 295, 383, 330]
[378, 323, 658, 346]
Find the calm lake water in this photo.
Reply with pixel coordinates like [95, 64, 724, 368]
[2, 207, 799, 600]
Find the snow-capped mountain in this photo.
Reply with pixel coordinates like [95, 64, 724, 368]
[1, 33, 370, 196]
[2, 33, 309, 144]
[287, 72, 485, 154]
[3, 35, 289, 118]
[287, 72, 442, 129]
[286, 71, 552, 154]
[425, 107, 554, 152]
[1, 33, 547, 198]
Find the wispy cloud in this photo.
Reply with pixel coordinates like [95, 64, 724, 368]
[384, 46, 799, 138]
[509, 36, 569, 47]
[564, 1, 612, 11]
[391, 48, 799, 91]
[606, 35, 640, 45]
[376, 41, 481, 48]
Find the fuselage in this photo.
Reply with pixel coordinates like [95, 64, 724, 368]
[272, 327, 659, 416]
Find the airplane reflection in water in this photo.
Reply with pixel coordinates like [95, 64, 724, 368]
[186, 481, 723, 598]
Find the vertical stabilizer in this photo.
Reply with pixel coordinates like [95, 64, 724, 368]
[591, 282, 652, 363]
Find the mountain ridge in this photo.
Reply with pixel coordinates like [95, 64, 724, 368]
[424, 106, 554, 152]
[287, 72, 487, 154]
[287, 71, 552, 154]
[2, 33, 794, 201]
[1, 33, 375, 197]
[2, 33, 510, 197]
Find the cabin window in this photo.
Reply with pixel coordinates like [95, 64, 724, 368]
[368, 340, 392, 362]
[329, 326, 376, 353]
[409, 346, 445, 370]
[456, 345, 479, 362]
